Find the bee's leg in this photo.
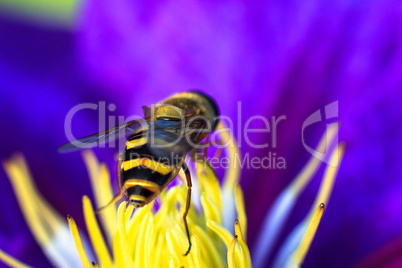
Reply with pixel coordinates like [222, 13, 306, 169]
[117, 154, 122, 189]
[181, 161, 192, 256]
[95, 192, 123, 214]
[191, 134, 210, 162]
[214, 142, 224, 159]
[95, 155, 123, 214]
[203, 134, 209, 158]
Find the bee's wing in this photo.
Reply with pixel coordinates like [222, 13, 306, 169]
[58, 119, 149, 153]
[147, 118, 208, 158]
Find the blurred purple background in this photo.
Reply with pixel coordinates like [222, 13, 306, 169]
[1, 0, 401, 267]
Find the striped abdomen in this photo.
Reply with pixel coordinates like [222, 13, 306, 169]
[121, 131, 183, 207]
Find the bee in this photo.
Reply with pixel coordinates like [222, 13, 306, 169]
[59, 90, 219, 255]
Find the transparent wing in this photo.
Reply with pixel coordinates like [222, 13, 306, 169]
[58, 119, 149, 153]
[147, 118, 208, 158]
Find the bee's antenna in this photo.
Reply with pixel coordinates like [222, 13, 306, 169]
[142, 106, 152, 119]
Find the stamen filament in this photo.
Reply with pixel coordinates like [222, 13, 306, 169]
[3, 157, 50, 246]
[83, 151, 117, 242]
[125, 204, 134, 225]
[2, 123, 254, 268]
[290, 124, 338, 193]
[133, 212, 152, 268]
[4, 155, 86, 267]
[83, 196, 113, 268]
[144, 223, 154, 268]
[273, 143, 346, 268]
[193, 225, 225, 268]
[290, 203, 325, 266]
[201, 193, 222, 224]
[0, 249, 32, 268]
[235, 220, 252, 268]
[235, 185, 247, 240]
[206, 219, 233, 246]
[117, 202, 133, 268]
[227, 235, 238, 268]
[191, 234, 203, 268]
[308, 143, 345, 216]
[169, 254, 179, 268]
[166, 228, 192, 268]
[217, 122, 240, 191]
[67, 215, 91, 268]
[196, 162, 222, 211]
[207, 219, 243, 267]
[112, 232, 124, 268]
[253, 124, 338, 268]
[217, 121, 241, 230]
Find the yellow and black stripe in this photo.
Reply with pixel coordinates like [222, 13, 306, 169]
[121, 131, 182, 207]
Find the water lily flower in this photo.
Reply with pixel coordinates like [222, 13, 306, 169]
[0, 123, 344, 268]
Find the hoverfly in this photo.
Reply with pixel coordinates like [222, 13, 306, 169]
[59, 91, 219, 255]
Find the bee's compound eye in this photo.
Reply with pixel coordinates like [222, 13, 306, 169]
[157, 117, 181, 121]
[155, 105, 183, 121]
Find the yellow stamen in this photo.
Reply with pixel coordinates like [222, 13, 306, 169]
[206, 219, 233, 247]
[191, 234, 203, 268]
[310, 143, 345, 213]
[201, 193, 222, 224]
[1, 117, 255, 268]
[290, 123, 338, 194]
[3, 156, 50, 246]
[117, 202, 133, 267]
[144, 223, 155, 268]
[153, 229, 166, 268]
[82, 196, 113, 268]
[112, 231, 124, 268]
[291, 203, 325, 266]
[154, 187, 181, 224]
[166, 228, 192, 268]
[290, 143, 345, 267]
[126, 208, 152, 256]
[4, 155, 89, 267]
[169, 254, 179, 268]
[227, 235, 238, 268]
[67, 215, 91, 268]
[133, 212, 153, 268]
[98, 164, 118, 235]
[216, 122, 241, 191]
[83, 151, 117, 241]
[207, 220, 243, 267]
[196, 161, 222, 211]
[2, 123, 253, 268]
[2, 155, 71, 268]
[125, 204, 134, 225]
[0, 249, 32, 268]
[173, 221, 196, 259]
[193, 225, 225, 268]
[235, 184, 247, 240]
[234, 220, 252, 268]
